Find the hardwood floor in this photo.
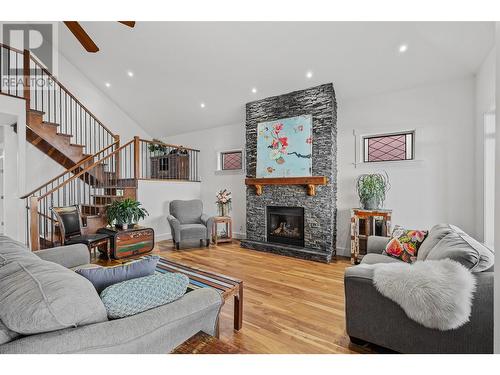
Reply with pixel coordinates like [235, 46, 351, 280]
[96, 240, 376, 354]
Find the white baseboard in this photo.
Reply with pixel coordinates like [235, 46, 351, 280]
[335, 246, 350, 257]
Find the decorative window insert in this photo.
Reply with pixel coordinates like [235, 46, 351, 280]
[221, 150, 243, 170]
[363, 132, 414, 162]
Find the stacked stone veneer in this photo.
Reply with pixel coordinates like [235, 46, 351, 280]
[240, 83, 337, 263]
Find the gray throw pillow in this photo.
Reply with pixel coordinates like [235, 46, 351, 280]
[75, 256, 159, 293]
[0, 259, 107, 335]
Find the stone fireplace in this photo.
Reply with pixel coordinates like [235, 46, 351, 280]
[267, 206, 305, 247]
[240, 83, 337, 263]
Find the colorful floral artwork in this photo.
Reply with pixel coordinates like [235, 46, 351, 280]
[256, 115, 313, 178]
[385, 225, 428, 263]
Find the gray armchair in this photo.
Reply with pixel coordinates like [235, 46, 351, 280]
[167, 199, 214, 249]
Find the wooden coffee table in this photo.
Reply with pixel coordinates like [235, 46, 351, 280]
[156, 257, 243, 330]
[172, 331, 247, 354]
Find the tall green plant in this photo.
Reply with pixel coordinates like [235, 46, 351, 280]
[356, 172, 390, 209]
[106, 198, 149, 226]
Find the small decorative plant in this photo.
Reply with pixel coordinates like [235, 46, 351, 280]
[106, 198, 149, 229]
[356, 172, 390, 210]
[148, 139, 169, 154]
[215, 189, 232, 217]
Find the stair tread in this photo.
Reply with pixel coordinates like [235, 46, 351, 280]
[56, 132, 72, 138]
[70, 143, 85, 148]
[92, 194, 121, 198]
[29, 109, 45, 115]
[43, 121, 60, 127]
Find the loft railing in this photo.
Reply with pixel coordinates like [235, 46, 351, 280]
[0, 43, 25, 98]
[28, 53, 117, 155]
[26, 139, 134, 250]
[138, 138, 200, 182]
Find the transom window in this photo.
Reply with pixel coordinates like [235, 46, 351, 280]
[363, 132, 414, 162]
[221, 150, 243, 170]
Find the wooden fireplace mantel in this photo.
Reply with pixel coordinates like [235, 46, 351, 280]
[245, 176, 328, 196]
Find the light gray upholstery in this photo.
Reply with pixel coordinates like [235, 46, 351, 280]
[361, 253, 401, 265]
[35, 243, 90, 269]
[366, 236, 390, 254]
[0, 258, 108, 335]
[167, 199, 214, 247]
[0, 288, 222, 354]
[0, 236, 223, 353]
[345, 224, 494, 353]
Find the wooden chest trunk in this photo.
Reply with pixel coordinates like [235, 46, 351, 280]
[97, 226, 155, 259]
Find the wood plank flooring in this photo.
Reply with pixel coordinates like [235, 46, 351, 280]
[96, 240, 376, 354]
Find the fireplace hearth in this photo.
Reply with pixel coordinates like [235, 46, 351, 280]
[267, 206, 304, 247]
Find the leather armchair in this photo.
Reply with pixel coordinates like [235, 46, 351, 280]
[167, 199, 214, 249]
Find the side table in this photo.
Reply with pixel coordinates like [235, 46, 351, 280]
[212, 216, 233, 245]
[351, 208, 392, 264]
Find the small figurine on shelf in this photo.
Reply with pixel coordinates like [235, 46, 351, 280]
[216, 189, 232, 217]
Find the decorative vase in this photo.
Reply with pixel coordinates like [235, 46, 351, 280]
[361, 197, 380, 210]
[219, 203, 230, 217]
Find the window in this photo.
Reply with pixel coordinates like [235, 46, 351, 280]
[363, 131, 414, 162]
[219, 150, 243, 171]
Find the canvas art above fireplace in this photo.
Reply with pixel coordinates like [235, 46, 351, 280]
[256, 115, 312, 178]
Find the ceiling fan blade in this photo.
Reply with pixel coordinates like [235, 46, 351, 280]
[64, 21, 99, 53]
[118, 21, 136, 28]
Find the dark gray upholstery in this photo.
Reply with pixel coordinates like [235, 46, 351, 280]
[167, 199, 214, 248]
[0, 235, 223, 353]
[345, 224, 494, 353]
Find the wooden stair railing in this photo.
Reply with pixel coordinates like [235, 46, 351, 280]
[26, 139, 136, 250]
[0, 43, 25, 99]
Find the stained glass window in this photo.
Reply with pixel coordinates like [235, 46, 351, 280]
[363, 132, 414, 162]
[222, 151, 243, 170]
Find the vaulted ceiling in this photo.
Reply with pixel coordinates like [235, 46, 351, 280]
[59, 22, 495, 137]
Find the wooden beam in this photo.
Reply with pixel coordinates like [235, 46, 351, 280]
[64, 21, 99, 53]
[118, 21, 136, 28]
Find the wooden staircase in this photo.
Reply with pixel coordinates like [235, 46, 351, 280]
[1, 43, 200, 251]
[26, 109, 90, 169]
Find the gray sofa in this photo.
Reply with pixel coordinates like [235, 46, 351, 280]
[344, 224, 494, 354]
[0, 236, 223, 354]
[167, 199, 214, 249]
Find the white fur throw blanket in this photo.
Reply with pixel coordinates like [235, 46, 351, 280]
[371, 259, 476, 330]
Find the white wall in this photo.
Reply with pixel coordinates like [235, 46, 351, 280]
[337, 77, 476, 256]
[166, 123, 247, 238]
[475, 48, 496, 242]
[137, 180, 201, 241]
[0, 95, 26, 242]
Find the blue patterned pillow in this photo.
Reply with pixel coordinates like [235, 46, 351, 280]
[100, 273, 189, 319]
[76, 256, 159, 293]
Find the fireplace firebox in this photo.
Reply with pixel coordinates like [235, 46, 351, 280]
[267, 206, 305, 247]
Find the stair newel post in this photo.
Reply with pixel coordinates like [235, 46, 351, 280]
[29, 196, 40, 251]
[23, 49, 31, 112]
[114, 135, 120, 180]
[134, 136, 140, 182]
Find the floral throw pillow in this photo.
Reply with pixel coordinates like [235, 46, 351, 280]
[384, 226, 428, 263]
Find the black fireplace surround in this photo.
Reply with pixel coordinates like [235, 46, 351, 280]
[267, 206, 305, 247]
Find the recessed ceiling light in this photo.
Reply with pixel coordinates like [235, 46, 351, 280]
[200, 102, 206, 108]
[306, 71, 313, 79]
[398, 44, 408, 53]
[105, 82, 111, 88]
[127, 71, 134, 77]
[251, 87, 257, 94]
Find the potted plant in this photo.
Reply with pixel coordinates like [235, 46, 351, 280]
[356, 172, 390, 210]
[215, 189, 232, 217]
[148, 138, 169, 155]
[105, 198, 149, 229]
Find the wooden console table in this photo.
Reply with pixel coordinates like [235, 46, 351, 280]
[350, 209, 392, 264]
